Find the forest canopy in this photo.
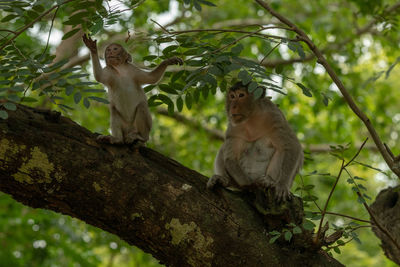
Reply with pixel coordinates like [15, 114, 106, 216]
[1, 0, 400, 266]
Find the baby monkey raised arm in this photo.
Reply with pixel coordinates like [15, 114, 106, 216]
[207, 82, 304, 201]
[82, 34, 183, 145]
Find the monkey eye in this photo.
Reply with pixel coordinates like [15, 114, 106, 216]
[230, 94, 235, 99]
[239, 93, 245, 98]
[114, 47, 118, 50]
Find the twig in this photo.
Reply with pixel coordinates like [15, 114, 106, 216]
[255, 0, 400, 178]
[40, 6, 60, 59]
[324, 211, 370, 223]
[315, 139, 368, 243]
[315, 159, 345, 243]
[151, 19, 171, 34]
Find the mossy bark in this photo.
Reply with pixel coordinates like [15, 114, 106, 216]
[0, 104, 343, 267]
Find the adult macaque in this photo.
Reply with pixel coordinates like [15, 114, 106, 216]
[207, 82, 303, 201]
[82, 34, 183, 145]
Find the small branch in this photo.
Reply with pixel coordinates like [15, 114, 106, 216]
[315, 159, 345, 243]
[155, 108, 224, 141]
[151, 19, 171, 34]
[255, 0, 400, 177]
[324, 211, 370, 224]
[315, 139, 368, 243]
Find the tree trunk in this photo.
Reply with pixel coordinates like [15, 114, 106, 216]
[0, 105, 343, 267]
[370, 186, 400, 265]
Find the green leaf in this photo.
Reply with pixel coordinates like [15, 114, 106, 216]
[197, 0, 216, 6]
[1, 14, 18, 22]
[346, 178, 354, 184]
[27, 10, 39, 19]
[231, 44, 244, 55]
[7, 94, 20, 102]
[303, 195, 318, 202]
[238, 70, 252, 85]
[68, 73, 89, 79]
[293, 226, 302, 234]
[253, 87, 264, 99]
[176, 96, 184, 112]
[171, 70, 185, 83]
[269, 234, 281, 244]
[74, 92, 82, 104]
[269, 230, 281, 235]
[0, 110, 8, 119]
[248, 81, 258, 92]
[83, 89, 106, 93]
[194, 1, 202, 11]
[90, 18, 104, 35]
[302, 220, 315, 231]
[88, 96, 109, 104]
[296, 83, 312, 97]
[163, 45, 179, 55]
[357, 195, 366, 204]
[284, 231, 292, 241]
[303, 184, 315, 190]
[62, 28, 81, 40]
[83, 97, 90, 108]
[32, 4, 45, 13]
[20, 97, 37, 103]
[337, 240, 345, 246]
[159, 84, 178, 95]
[185, 93, 192, 109]
[333, 247, 341, 254]
[143, 55, 158, 61]
[3, 102, 16, 111]
[208, 65, 223, 76]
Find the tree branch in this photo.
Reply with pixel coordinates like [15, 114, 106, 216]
[0, 104, 343, 267]
[260, 1, 400, 68]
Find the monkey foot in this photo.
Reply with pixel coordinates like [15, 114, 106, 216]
[96, 135, 123, 144]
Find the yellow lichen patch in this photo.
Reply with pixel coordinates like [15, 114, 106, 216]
[0, 139, 26, 160]
[112, 158, 124, 169]
[13, 147, 54, 184]
[130, 213, 143, 220]
[166, 218, 214, 263]
[93, 182, 102, 192]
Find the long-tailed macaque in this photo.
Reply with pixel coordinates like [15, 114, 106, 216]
[207, 82, 304, 201]
[82, 34, 183, 145]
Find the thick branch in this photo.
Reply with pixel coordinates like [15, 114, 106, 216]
[0, 104, 342, 267]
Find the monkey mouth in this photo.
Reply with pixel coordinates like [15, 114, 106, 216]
[231, 114, 245, 121]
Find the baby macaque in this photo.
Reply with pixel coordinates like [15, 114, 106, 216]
[82, 34, 183, 145]
[207, 82, 303, 201]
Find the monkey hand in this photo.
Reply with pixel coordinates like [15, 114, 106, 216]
[82, 34, 98, 54]
[271, 182, 291, 203]
[207, 174, 230, 189]
[254, 175, 275, 189]
[164, 57, 183, 66]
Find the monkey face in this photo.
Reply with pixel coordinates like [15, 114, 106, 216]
[228, 88, 254, 124]
[105, 44, 132, 66]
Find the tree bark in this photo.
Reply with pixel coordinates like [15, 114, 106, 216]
[0, 104, 343, 267]
[370, 186, 400, 265]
